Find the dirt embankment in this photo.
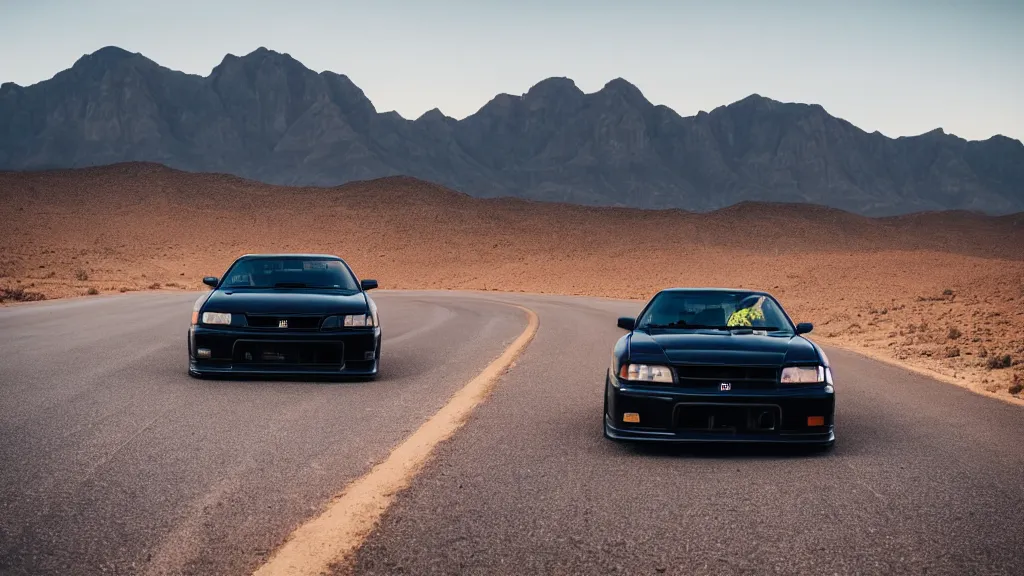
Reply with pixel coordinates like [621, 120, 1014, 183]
[2, 162, 1023, 399]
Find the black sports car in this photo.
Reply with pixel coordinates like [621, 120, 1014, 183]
[187, 254, 381, 379]
[604, 288, 835, 447]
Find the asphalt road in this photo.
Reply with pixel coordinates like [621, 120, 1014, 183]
[2, 291, 1023, 576]
[345, 292, 1024, 576]
[0, 291, 527, 575]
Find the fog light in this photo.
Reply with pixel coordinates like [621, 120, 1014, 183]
[364, 351, 375, 360]
[807, 416, 825, 427]
[196, 348, 211, 359]
[623, 412, 640, 423]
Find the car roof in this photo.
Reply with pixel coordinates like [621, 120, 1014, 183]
[657, 287, 772, 296]
[234, 253, 343, 260]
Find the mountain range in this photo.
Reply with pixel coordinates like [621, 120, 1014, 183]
[2, 46, 1022, 216]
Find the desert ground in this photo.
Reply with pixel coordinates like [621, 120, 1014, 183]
[2, 162, 1022, 399]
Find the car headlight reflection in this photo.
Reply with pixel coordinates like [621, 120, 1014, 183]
[780, 365, 827, 384]
[620, 363, 674, 383]
[343, 313, 374, 327]
[201, 312, 232, 325]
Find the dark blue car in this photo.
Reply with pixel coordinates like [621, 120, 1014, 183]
[604, 288, 835, 448]
[187, 254, 381, 379]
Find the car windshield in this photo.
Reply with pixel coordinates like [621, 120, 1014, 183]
[636, 290, 794, 333]
[220, 257, 360, 291]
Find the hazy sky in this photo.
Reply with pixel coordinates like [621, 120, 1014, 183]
[1, 0, 1021, 141]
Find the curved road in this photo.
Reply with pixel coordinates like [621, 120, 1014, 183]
[1, 291, 1023, 575]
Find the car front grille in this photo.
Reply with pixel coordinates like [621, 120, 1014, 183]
[671, 364, 779, 390]
[244, 314, 323, 330]
[232, 340, 344, 365]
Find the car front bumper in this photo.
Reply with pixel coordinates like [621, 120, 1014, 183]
[604, 375, 835, 445]
[188, 324, 380, 377]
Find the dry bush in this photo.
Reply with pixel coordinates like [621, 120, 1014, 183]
[986, 355, 1012, 370]
[0, 286, 47, 303]
[1010, 373, 1023, 395]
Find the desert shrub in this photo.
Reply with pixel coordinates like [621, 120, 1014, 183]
[986, 355, 1012, 370]
[148, 282, 161, 290]
[86, 287, 99, 295]
[75, 269, 89, 281]
[118, 286, 130, 293]
[1010, 373, 1023, 395]
[947, 327, 962, 340]
[0, 286, 46, 303]
[942, 288, 954, 296]
[944, 346, 961, 358]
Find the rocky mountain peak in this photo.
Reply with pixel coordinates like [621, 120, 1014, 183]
[1, 46, 1021, 216]
[525, 77, 583, 99]
[596, 77, 650, 107]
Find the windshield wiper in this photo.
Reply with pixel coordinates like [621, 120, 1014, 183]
[271, 283, 352, 290]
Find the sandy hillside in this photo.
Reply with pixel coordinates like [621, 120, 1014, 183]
[2, 162, 1023, 399]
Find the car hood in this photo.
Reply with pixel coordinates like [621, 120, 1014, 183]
[628, 330, 821, 366]
[202, 289, 368, 315]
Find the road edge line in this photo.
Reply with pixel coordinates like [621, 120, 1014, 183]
[251, 303, 540, 576]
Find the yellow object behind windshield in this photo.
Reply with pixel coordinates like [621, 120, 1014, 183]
[727, 297, 766, 327]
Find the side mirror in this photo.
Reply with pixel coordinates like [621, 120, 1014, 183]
[617, 317, 636, 330]
[360, 279, 378, 291]
[203, 276, 219, 288]
[796, 322, 813, 335]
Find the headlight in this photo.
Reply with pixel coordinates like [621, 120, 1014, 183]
[619, 363, 674, 383]
[343, 313, 374, 327]
[781, 365, 825, 384]
[201, 312, 232, 325]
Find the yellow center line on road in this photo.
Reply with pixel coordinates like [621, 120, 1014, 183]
[251, 303, 540, 576]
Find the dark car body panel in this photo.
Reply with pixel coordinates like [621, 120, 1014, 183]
[604, 288, 835, 446]
[632, 331, 822, 365]
[604, 379, 835, 444]
[187, 254, 380, 379]
[188, 326, 380, 376]
[201, 289, 371, 316]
